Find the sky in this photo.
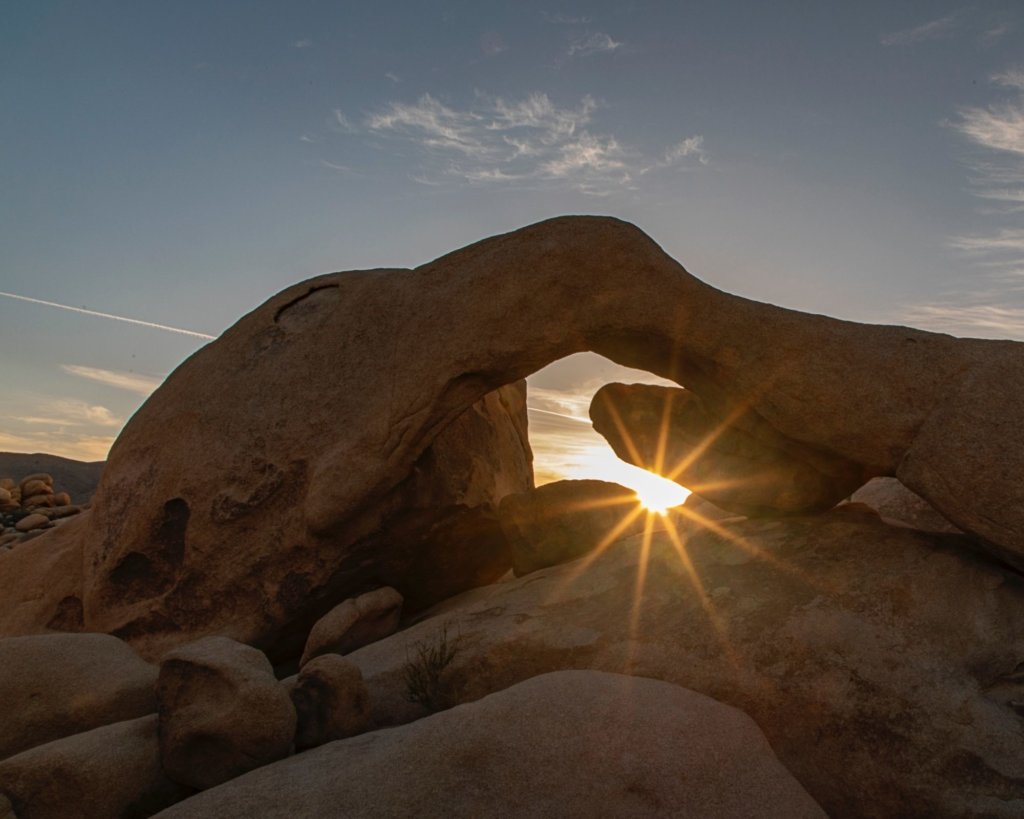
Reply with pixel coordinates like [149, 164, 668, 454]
[2, 2, 1023, 496]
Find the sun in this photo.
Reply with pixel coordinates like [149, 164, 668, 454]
[568, 444, 689, 514]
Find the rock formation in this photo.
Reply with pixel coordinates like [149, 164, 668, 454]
[2, 214, 1023, 661]
[346, 506, 1024, 817]
[0, 633, 157, 761]
[590, 382, 870, 516]
[497, 479, 652, 576]
[153, 671, 826, 818]
[0, 715, 190, 819]
[156, 637, 296, 789]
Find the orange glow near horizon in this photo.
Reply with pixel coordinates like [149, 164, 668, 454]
[557, 443, 690, 513]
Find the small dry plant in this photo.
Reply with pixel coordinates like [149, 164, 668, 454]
[402, 621, 460, 713]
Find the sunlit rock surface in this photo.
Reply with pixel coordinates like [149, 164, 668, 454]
[346, 507, 1024, 818]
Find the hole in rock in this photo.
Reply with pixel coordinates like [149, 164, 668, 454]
[526, 353, 691, 514]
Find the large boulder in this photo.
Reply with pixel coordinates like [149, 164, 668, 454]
[287, 654, 372, 750]
[497, 479, 652, 576]
[300, 587, 402, 668]
[0, 632, 157, 761]
[153, 671, 825, 818]
[0, 715, 190, 819]
[3, 215, 1024, 657]
[157, 637, 296, 790]
[590, 382, 870, 516]
[345, 508, 1024, 818]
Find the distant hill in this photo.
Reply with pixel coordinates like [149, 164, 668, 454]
[0, 452, 105, 504]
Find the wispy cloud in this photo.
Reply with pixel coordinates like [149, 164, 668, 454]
[901, 302, 1024, 339]
[0, 430, 114, 462]
[567, 32, 622, 57]
[905, 66, 1024, 337]
[15, 399, 121, 428]
[292, 39, 312, 49]
[954, 101, 1024, 155]
[332, 109, 357, 134]
[61, 365, 163, 396]
[356, 92, 706, 194]
[992, 68, 1024, 90]
[542, 12, 591, 25]
[384, 71, 401, 85]
[881, 14, 959, 46]
[0, 291, 216, 340]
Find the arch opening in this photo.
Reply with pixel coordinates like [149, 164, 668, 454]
[525, 352, 692, 514]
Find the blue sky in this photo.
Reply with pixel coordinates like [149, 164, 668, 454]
[2, 2, 1023, 485]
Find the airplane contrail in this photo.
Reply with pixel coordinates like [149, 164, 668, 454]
[0, 290, 218, 340]
[527, 406, 591, 423]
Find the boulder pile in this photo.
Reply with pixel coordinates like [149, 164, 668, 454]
[1, 216, 1023, 816]
[0, 473, 83, 551]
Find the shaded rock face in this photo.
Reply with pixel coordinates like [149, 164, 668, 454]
[848, 477, 961, 534]
[156, 637, 296, 790]
[4, 214, 1024, 656]
[590, 382, 871, 516]
[300, 587, 402, 668]
[0, 715, 191, 819]
[288, 655, 372, 751]
[154, 671, 826, 819]
[347, 508, 1024, 818]
[0, 383, 531, 662]
[0, 633, 157, 761]
[497, 479, 650, 576]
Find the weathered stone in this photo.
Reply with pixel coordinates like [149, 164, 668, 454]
[39, 504, 82, 520]
[0, 793, 14, 819]
[0, 715, 191, 819]
[154, 671, 825, 819]
[21, 495, 53, 510]
[52, 492, 71, 507]
[0, 478, 14, 492]
[498, 479, 651, 576]
[4, 215, 1024, 656]
[289, 655, 372, 750]
[14, 515, 48, 533]
[848, 477, 960, 534]
[0, 632, 157, 761]
[347, 508, 1024, 818]
[591, 382, 871, 516]
[300, 587, 402, 667]
[157, 637, 296, 789]
[18, 479, 50, 499]
[0, 488, 10, 505]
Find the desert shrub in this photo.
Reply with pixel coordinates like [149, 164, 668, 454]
[402, 622, 459, 713]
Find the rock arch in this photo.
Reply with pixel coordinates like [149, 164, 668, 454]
[3, 216, 1021, 657]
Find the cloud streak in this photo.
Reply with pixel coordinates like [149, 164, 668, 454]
[15, 399, 121, 428]
[356, 92, 706, 194]
[881, 14, 958, 46]
[61, 365, 164, 396]
[917, 64, 1024, 335]
[567, 32, 622, 57]
[0, 291, 217, 340]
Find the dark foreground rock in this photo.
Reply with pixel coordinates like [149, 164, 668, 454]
[0, 632, 156, 761]
[157, 637, 296, 789]
[345, 507, 1024, 818]
[154, 671, 825, 818]
[0, 715, 190, 819]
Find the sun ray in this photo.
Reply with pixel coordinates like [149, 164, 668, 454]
[660, 513, 741, 669]
[669, 504, 829, 593]
[543, 501, 649, 603]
